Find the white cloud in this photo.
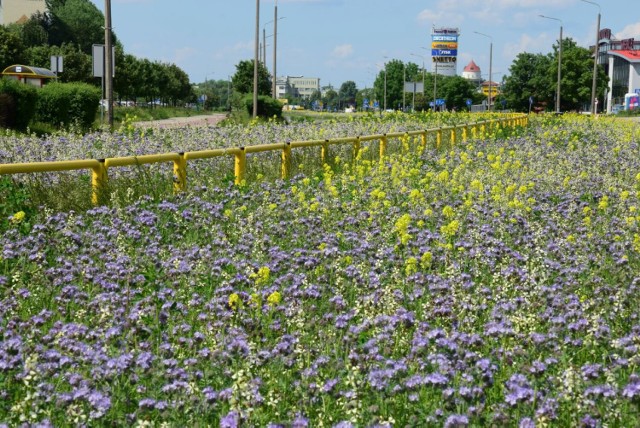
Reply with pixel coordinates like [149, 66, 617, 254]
[174, 47, 196, 63]
[503, 32, 553, 58]
[617, 23, 640, 40]
[332, 44, 354, 59]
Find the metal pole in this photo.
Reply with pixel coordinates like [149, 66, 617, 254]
[384, 63, 387, 111]
[539, 16, 563, 113]
[581, 0, 600, 114]
[434, 61, 437, 111]
[403, 64, 406, 112]
[557, 25, 562, 113]
[104, 0, 113, 127]
[262, 28, 266, 65]
[253, 0, 259, 118]
[488, 41, 493, 110]
[592, 12, 600, 113]
[272, 1, 278, 99]
[473, 31, 493, 111]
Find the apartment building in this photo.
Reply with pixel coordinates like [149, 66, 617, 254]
[0, 0, 46, 25]
[277, 76, 320, 99]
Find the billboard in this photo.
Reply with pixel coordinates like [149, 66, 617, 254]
[431, 27, 459, 76]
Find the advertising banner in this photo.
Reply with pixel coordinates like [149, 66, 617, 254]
[431, 42, 458, 49]
[432, 49, 458, 57]
[432, 35, 458, 42]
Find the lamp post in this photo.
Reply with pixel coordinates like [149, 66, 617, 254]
[272, 1, 279, 99]
[539, 15, 563, 113]
[253, 0, 260, 118]
[473, 31, 493, 111]
[411, 53, 426, 111]
[104, 0, 113, 127]
[581, 0, 601, 114]
[420, 46, 437, 111]
[383, 56, 388, 112]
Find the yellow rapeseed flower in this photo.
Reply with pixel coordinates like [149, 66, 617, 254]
[228, 293, 242, 311]
[267, 291, 282, 306]
[10, 211, 25, 224]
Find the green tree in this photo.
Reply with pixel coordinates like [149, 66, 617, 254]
[322, 89, 339, 111]
[0, 25, 25, 70]
[551, 37, 608, 112]
[338, 80, 358, 107]
[503, 52, 554, 112]
[45, 0, 110, 53]
[373, 59, 404, 110]
[231, 60, 271, 95]
[437, 75, 481, 111]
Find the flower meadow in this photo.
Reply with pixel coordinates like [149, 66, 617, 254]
[2, 114, 640, 427]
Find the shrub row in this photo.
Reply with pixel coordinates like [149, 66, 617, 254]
[0, 78, 100, 131]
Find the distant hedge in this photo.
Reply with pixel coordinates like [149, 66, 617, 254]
[35, 82, 101, 130]
[243, 95, 283, 119]
[0, 78, 38, 131]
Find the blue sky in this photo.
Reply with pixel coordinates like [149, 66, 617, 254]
[89, 0, 640, 88]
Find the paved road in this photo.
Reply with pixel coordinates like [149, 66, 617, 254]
[133, 113, 227, 129]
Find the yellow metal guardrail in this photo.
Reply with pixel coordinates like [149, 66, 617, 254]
[0, 115, 528, 205]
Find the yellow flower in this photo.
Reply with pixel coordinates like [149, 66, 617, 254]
[420, 251, 433, 269]
[442, 205, 454, 219]
[250, 266, 271, 286]
[228, 293, 242, 311]
[405, 257, 418, 276]
[250, 293, 261, 307]
[267, 291, 282, 306]
[11, 211, 26, 224]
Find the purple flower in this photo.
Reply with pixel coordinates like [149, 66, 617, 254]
[519, 418, 535, 428]
[444, 414, 469, 428]
[220, 410, 240, 428]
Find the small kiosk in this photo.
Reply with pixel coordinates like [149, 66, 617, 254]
[1, 65, 57, 87]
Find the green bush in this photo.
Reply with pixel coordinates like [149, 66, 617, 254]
[243, 94, 283, 119]
[35, 82, 101, 130]
[0, 78, 38, 131]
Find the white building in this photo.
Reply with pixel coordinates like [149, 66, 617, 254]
[461, 60, 481, 84]
[276, 76, 320, 99]
[0, 0, 46, 25]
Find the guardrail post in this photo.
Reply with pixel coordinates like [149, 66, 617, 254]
[450, 127, 456, 146]
[380, 134, 387, 159]
[436, 129, 442, 149]
[353, 136, 360, 160]
[173, 153, 186, 193]
[321, 140, 329, 165]
[420, 131, 427, 152]
[91, 159, 107, 206]
[463, 124, 469, 142]
[281, 142, 292, 179]
[235, 148, 246, 185]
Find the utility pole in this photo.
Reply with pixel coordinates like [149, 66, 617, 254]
[272, 0, 278, 99]
[104, 0, 114, 127]
[253, 0, 259, 118]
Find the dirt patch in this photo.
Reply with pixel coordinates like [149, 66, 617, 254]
[133, 113, 227, 129]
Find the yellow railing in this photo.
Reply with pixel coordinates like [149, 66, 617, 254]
[0, 114, 528, 205]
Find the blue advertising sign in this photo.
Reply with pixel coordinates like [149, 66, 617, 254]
[363, 98, 369, 108]
[432, 49, 458, 57]
[436, 98, 446, 106]
[466, 99, 472, 106]
[373, 101, 380, 108]
[432, 35, 458, 42]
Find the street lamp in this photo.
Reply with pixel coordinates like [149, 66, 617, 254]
[581, 0, 601, 114]
[421, 46, 437, 111]
[253, 0, 260, 118]
[539, 15, 563, 113]
[473, 31, 493, 111]
[411, 53, 427, 111]
[104, 0, 114, 127]
[383, 56, 388, 112]
[272, 2, 284, 99]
